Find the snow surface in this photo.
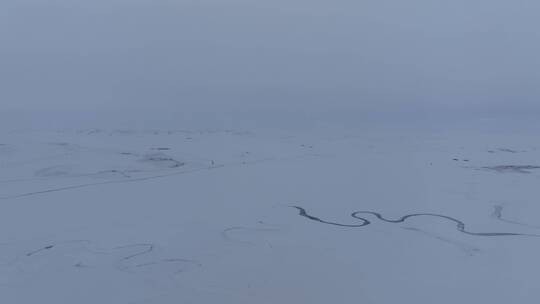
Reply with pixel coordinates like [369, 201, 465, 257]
[2, 124, 540, 303]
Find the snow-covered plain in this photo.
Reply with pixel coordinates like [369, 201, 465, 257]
[2, 122, 540, 303]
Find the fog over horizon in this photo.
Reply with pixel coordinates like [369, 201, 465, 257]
[2, 0, 540, 126]
[3, 2, 540, 304]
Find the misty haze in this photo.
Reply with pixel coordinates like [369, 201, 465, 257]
[1, 1, 540, 303]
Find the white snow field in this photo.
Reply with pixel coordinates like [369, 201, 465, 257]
[2, 122, 540, 303]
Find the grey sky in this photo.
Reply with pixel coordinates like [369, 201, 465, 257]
[1, 0, 539, 114]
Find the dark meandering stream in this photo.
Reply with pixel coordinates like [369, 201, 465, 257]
[293, 206, 539, 237]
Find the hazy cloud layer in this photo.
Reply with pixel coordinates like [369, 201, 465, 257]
[1, 0, 539, 116]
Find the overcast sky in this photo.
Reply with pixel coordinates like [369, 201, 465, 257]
[1, 0, 539, 119]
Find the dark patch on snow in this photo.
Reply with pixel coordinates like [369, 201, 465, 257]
[140, 152, 185, 168]
[483, 165, 540, 174]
